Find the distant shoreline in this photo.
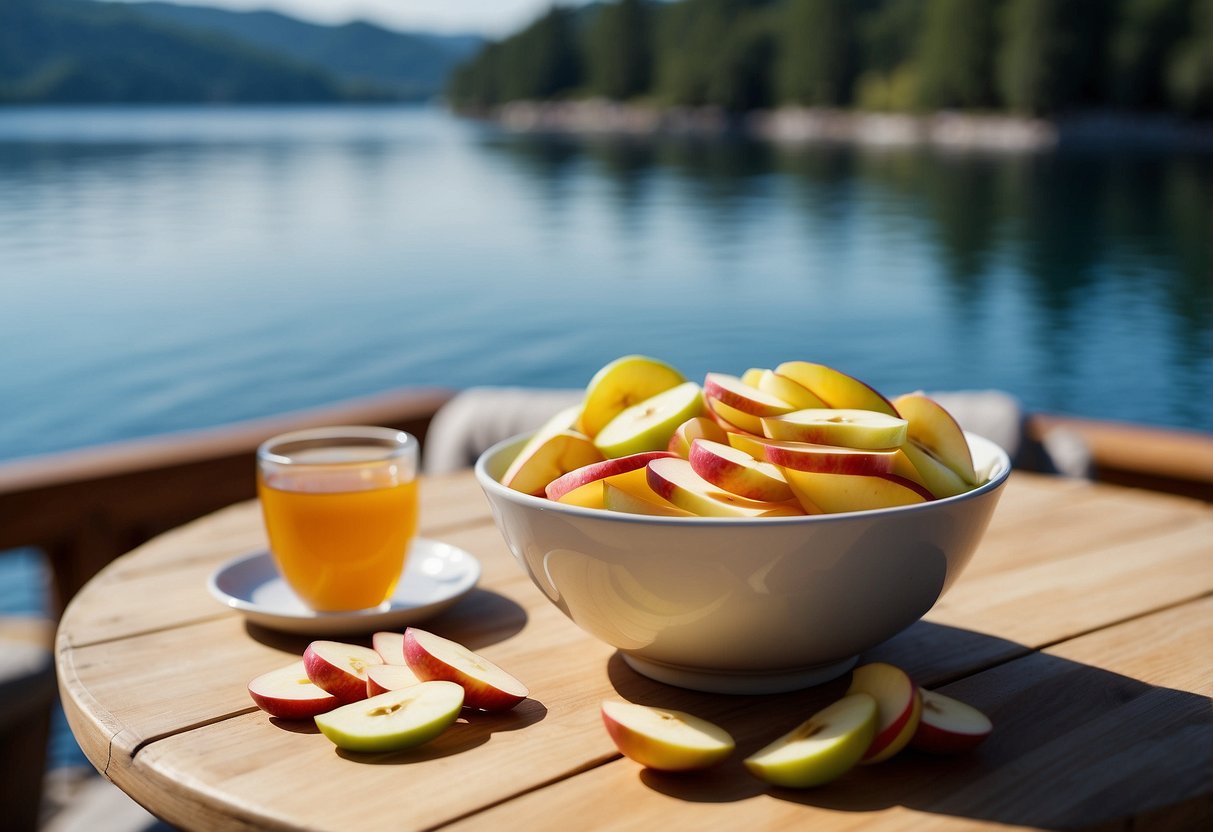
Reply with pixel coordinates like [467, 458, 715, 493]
[484, 99, 1213, 152]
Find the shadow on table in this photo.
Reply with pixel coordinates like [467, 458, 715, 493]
[608, 620, 1212, 830]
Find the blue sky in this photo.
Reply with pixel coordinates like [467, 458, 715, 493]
[113, 0, 585, 36]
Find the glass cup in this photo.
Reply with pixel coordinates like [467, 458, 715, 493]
[256, 426, 419, 612]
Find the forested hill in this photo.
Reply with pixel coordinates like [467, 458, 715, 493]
[0, 0, 483, 103]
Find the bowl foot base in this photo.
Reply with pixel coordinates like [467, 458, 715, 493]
[621, 653, 858, 695]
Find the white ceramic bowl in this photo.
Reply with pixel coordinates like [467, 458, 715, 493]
[475, 434, 1011, 694]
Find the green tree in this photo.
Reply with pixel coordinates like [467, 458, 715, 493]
[777, 0, 859, 106]
[1106, 0, 1191, 110]
[586, 0, 652, 100]
[1166, 0, 1213, 115]
[998, 0, 1110, 114]
[498, 6, 582, 101]
[915, 0, 998, 109]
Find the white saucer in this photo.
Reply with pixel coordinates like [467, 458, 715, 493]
[207, 538, 480, 636]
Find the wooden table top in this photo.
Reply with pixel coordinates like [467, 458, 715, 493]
[57, 469, 1213, 831]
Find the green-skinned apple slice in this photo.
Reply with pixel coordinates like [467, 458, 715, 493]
[667, 416, 729, 459]
[578, 355, 685, 438]
[847, 662, 922, 763]
[744, 693, 878, 788]
[501, 430, 605, 496]
[688, 439, 793, 502]
[647, 457, 802, 518]
[601, 700, 735, 771]
[775, 361, 898, 416]
[314, 681, 464, 753]
[594, 381, 705, 458]
[762, 408, 908, 450]
[911, 688, 993, 754]
[248, 661, 340, 720]
[403, 627, 528, 711]
[893, 393, 978, 486]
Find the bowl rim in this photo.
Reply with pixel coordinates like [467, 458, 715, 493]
[473, 430, 1011, 527]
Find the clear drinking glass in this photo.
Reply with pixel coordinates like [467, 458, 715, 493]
[256, 426, 419, 612]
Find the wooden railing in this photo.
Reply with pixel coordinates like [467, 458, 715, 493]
[0, 387, 452, 614]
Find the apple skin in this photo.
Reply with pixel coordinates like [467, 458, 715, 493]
[667, 416, 729, 459]
[646, 457, 803, 518]
[728, 433, 898, 476]
[703, 372, 795, 417]
[893, 392, 978, 486]
[846, 662, 922, 763]
[910, 688, 993, 754]
[743, 693, 878, 788]
[403, 627, 528, 712]
[303, 641, 384, 704]
[501, 430, 605, 497]
[776, 361, 898, 416]
[578, 355, 685, 438]
[545, 451, 674, 503]
[313, 681, 465, 753]
[897, 441, 972, 498]
[366, 663, 422, 697]
[601, 700, 735, 771]
[706, 397, 765, 434]
[372, 631, 407, 666]
[247, 661, 340, 720]
[593, 381, 706, 458]
[761, 408, 908, 450]
[688, 438, 794, 502]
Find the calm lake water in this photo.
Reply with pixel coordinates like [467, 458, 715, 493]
[1, 106, 1210, 468]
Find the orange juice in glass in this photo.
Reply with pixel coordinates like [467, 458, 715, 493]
[257, 426, 419, 612]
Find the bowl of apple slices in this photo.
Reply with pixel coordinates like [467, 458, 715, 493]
[475, 356, 1011, 695]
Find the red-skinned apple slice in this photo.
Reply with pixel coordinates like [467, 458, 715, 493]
[744, 693, 878, 788]
[728, 433, 898, 476]
[910, 688, 993, 754]
[896, 441, 971, 498]
[847, 662, 922, 763]
[776, 361, 898, 416]
[403, 628, 528, 711]
[759, 369, 829, 410]
[646, 457, 802, 518]
[688, 438, 794, 502]
[601, 700, 735, 771]
[784, 469, 932, 514]
[762, 408, 908, 450]
[303, 641, 384, 704]
[893, 392, 978, 486]
[500, 430, 605, 497]
[366, 663, 422, 697]
[707, 398, 762, 433]
[667, 416, 729, 459]
[703, 372, 796, 417]
[372, 631, 407, 666]
[545, 451, 675, 502]
[314, 681, 465, 753]
[248, 660, 340, 720]
[603, 481, 694, 517]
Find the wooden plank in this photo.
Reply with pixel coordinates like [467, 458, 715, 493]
[438, 596, 1213, 832]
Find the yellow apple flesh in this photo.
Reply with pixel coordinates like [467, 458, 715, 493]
[688, 438, 794, 502]
[847, 662, 922, 763]
[501, 430, 605, 496]
[601, 700, 735, 771]
[776, 361, 898, 416]
[646, 457, 803, 518]
[578, 355, 685, 438]
[783, 469, 932, 514]
[762, 408, 908, 450]
[744, 693, 878, 788]
[759, 369, 829, 410]
[667, 415, 729, 458]
[893, 392, 978, 486]
[593, 381, 705, 458]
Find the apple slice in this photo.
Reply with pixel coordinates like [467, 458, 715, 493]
[403, 628, 528, 711]
[366, 663, 422, 697]
[758, 369, 829, 410]
[703, 373, 796, 417]
[499, 402, 582, 484]
[784, 469, 932, 514]
[728, 433, 898, 476]
[500, 430, 605, 496]
[911, 688, 993, 754]
[248, 661, 340, 720]
[776, 361, 898, 416]
[739, 367, 767, 387]
[603, 481, 694, 517]
[313, 681, 465, 753]
[762, 408, 908, 450]
[706, 397, 764, 434]
[646, 457, 802, 518]
[578, 355, 685, 438]
[601, 700, 735, 771]
[545, 451, 675, 503]
[593, 381, 705, 458]
[372, 631, 407, 666]
[897, 441, 971, 498]
[303, 641, 384, 704]
[667, 416, 729, 459]
[743, 693, 878, 788]
[893, 393, 978, 486]
[846, 662, 922, 763]
[688, 439, 793, 502]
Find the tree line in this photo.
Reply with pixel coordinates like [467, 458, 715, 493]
[447, 0, 1212, 118]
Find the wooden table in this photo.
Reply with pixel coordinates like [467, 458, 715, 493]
[57, 470, 1213, 831]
